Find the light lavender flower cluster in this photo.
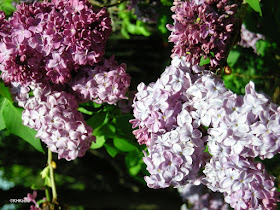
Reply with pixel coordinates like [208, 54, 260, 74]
[0, 0, 131, 160]
[239, 24, 265, 54]
[178, 183, 228, 210]
[131, 57, 280, 209]
[71, 56, 131, 105]
[19, 82, 94, 160]
[131, 57, 209, 188]
[167, 0, 238, 67]
[203, 155, 278, 209]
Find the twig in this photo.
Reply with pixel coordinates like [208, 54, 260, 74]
[48, 148, 57, 203]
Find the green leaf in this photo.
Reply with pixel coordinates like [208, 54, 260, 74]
[199, 56, 210, 66]
[0, 97, 5, 131]
[0, 97, 44, 153]
[0, 81, 13, 102]
[92, 102, 102, 108]
[44, 176, 52, 187]
[113, 136, 137, 152]
[77, 107, 93, 115]
[104, 143, 119, 157]
[115, 114, 134, 137]
[87, 112, 108, 129]
[40, 166, 50, 179]
[127, 22, 137, 34]
[157, 15, 168, 34]
[31, 184, 45, 190]
[160, 0, 173, 6]
[125, 151, 143, 176]
[91, 135, 106, 149]
[128, 164, 142, 176]
[125, 151, 141, 167]
[255, 40, 269, 57]
[245, 0, 262, 16]
[93, 123, 116, 138]
[0, 0, 16, 16]
[135, 20, 151, 37]
[227, 50, 240, 67]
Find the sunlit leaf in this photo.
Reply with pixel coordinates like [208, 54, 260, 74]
[104, 143, 119, 157]
[245, 0, 262, 16]
[91, 135, 106, 149]
[0, 97, 44, 153]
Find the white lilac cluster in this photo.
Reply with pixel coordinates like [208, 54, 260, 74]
[131, 57, 280, 209]
[71, 56, 131, 105]
[178, 183, 228, 210]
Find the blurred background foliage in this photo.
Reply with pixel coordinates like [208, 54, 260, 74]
[0, 0, 280, 209]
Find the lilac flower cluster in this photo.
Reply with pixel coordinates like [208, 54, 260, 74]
[203, 155, 279, 209]
[131, 57, 209, 187]
[178, 183, 229, 210]
[131, 57, 280, 209]
[71, 56, 131, 105]
[200, 80, 280, 159]
[239, 24, 265, 54]
[167, 0, 238, 67]
[0, 0, 131, 160]
[0, 0, 112, 85]
[19, 82, 95, 160]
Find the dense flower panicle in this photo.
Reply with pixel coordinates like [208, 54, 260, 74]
[0, 0, 131, 160]
[0, 0, 112, 86]
[203, 155, 279, 210]
[143, 125, 205, 188]
[205, 81, 280, 159]
[130, 59, 196, 145]
[178, 183, 229, 210]
[20, 83, 95, 161]
[131, 57, 280, 208]
[239, 24, 265, 54]
[71, 56, 131, 105]
[131, 57, 210, 186]
[167, 0, 238, 67]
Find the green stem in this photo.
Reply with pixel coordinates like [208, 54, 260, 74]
[48, 148, 57, 202]
[45, 187, 50, 202]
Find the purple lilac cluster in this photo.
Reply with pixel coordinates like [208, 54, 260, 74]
[0, 0, 112, 85]
[178, 183, 228, 210]
[131, 57, 280, 209]
[239, 24, 265, 54]
[167, 0, 238, 67]
[0, 0, 131, 160]
[71, 56, 131, 104]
